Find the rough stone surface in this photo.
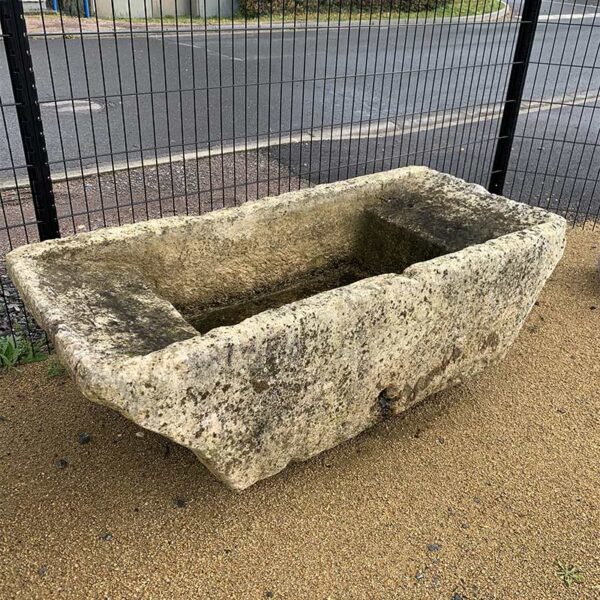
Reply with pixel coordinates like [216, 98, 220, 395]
[6, 167, 566, 490]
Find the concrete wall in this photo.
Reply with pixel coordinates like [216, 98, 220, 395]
[151, 0, 192, 18]
[22, 0, 45, 13]
[93, 0, 238, 18]
[94, 0, 153, 18]
[196, 0, 238, 18]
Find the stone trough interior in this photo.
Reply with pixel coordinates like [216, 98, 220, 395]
[172, 189, 530, 335]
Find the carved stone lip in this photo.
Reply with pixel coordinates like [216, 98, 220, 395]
[6, 167, 566, 490]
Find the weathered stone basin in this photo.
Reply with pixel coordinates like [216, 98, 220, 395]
[7, 167, 566, 490]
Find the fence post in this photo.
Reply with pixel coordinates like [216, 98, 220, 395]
[488, 0, 543, 195]
[0, 0, 60, 241]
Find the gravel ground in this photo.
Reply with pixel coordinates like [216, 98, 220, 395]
[0, 147, 305, 252]
[0, 226, 599, 599]
[0, 147, 306, 343]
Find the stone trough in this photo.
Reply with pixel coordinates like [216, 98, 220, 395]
[7, 167, 566, 490]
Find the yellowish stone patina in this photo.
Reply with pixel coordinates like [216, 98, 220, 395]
[7, 168, 566, 489]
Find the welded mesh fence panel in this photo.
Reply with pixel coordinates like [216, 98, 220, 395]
[503, 0, 600, 222]
[0, 0, 596, 348]
[0, 29, 46, 348]
[6, 0, 520, 229]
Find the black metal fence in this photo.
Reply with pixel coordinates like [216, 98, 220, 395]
[0, 0, 599, 348]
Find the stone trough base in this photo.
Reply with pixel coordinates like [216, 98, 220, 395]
[6, 167, 566, 489]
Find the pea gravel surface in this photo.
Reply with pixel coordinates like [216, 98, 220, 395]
[1, 227, 599, 599]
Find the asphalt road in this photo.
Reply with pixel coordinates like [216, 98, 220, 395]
[1, 0, 599, 217]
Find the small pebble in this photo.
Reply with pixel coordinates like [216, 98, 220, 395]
[135, 431, 145, 438]
[265, 592, 274, 599]
[77, 432, 91, 445]
[591, 305, 597, 310]
[427, 543, 441, 552]
[55, 458, 69, 469]
[415, 571, 425, 582]
[37, 566, 48, 577]
[451, 594, 465, 600]
[100, 532, 113, 542]
[461, 523, 470, 530]
[174, 497, 187, 508]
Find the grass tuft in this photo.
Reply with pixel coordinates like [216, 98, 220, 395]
[46, 360, 67, 378]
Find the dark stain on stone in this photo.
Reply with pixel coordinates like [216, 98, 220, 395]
[480, 332, 500, 351]
[372, 183, 533, 255]
[40, 262, 197, 356]
[251, 379, 269, 393]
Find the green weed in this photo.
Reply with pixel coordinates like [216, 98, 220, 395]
[46, 360, 67, 378]
[0, 335, 46, 369]
[556, 561, 583, 588]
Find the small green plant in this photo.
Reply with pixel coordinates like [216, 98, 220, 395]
[556, 561, 583, 588]
[46, 360, 66, 378]
[19, 339, 47, 365]
[0, 335, 46, 369]
[0, 336, 20, 368]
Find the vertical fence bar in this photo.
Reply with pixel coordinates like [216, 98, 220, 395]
[0, 0, 60, 241]
[488, 0, 543, 195]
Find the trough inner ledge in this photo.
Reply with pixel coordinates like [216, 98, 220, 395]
[6, 167, 567, 490]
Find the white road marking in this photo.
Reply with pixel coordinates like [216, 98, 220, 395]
[39, 99, 103, 113]
[177, 40, 245, 62]
[538, 11, 600, 20]
[542, 0, 598, 7]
